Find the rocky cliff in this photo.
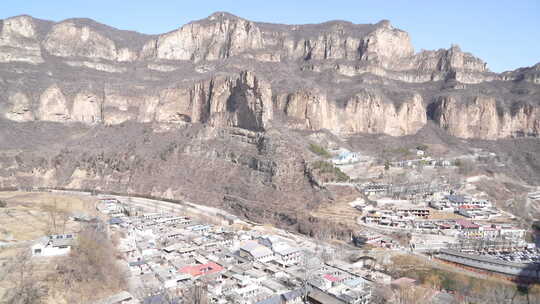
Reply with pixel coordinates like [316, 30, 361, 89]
[431, 95, 540, 139]
[0, 12, 539, 140]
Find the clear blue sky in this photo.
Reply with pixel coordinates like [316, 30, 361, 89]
[1, 0, 539, 72]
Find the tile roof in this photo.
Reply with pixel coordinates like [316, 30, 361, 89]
[323, 274, 340, 282]
[179, 262, 223, 277]
[240, 240, 273, 258]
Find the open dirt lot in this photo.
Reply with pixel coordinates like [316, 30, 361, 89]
[0, 191, 97, 246]
[428, 210, 466, 220]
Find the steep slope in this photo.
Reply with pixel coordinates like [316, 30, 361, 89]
[0, 119, 326, 228]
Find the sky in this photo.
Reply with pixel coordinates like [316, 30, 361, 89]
[1, 0, 539, 72]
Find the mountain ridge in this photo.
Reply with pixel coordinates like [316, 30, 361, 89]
[0, 12, 539, 139]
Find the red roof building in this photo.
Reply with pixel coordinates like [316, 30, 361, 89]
[179, 262, 224, 277]
[455, 219, 479, 229]
[323, 274, 340, 282]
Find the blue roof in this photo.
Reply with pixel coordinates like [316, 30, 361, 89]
[255, 295, 282, 304]
[143, 294, 180, 304]
[254, 288, 305, 304]
[446, 195, 467, 203]
[343, 278, 364, 288]
[128, 260, 146, 267]
[282, 288, 303, 301]
[108, 217, 124, 225]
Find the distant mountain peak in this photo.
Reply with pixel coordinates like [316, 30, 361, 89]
[207, 11, 243, 21]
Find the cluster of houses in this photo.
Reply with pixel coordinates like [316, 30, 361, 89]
[359, 190, 526, 248]
[388, 148, 496, 170]
[363, 210, 524, 241]
[362, 182, 454, 199]
[429, 194, 501, 220]
[98, 197, 376, 304]
[386, 148, 450, 169]
[390, 157, 452, 169]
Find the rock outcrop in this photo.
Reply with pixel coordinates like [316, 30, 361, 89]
[44, 22, 118, 60]
[143, 12, 264, 62]
[152, 70, 273, 130]
[38, 85, 70, 122]
[431, 95, 540, 139]
[359, 20, 414, 66]
[339, 90, 426, 136]
[5, 92, 34, 122]
[5, 70, 273, 131]
[0, 15, 44, 64]
[278, 88, 426, 136]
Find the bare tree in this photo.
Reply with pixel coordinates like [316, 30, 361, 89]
[391, 285, 433, 304]
[60, 211, 70, 234]
[46, 199, 60, 234]
[1, 250, 46, 304]
[183, 280, 209, 304]
[371, 284, 393, 304]
[300, 249, 319, 301]
[54, 222, 128, 302]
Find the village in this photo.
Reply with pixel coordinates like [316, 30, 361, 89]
[323, 145, 540, 280]
[28, 193, 385, 304]
[20, 172, 538, 304]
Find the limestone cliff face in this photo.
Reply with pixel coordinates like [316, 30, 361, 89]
[279, 88, 426, 136]
[153, 71, 272, 130]
[359, 20, 414, 67]
[392, 45, 492, 83]
[0, 16, 44, 64]
[317, 44, 494, 83]
[431, 96, 540, 139]
[72, 92, 102, 124]
[287, 30, 362, 61]
[339, 90, 426, 136]
[44, 22, 118, 60]
[5, 92, 34, 121]
[38, 85, 71, 122]
[142, 12, 264, 61]
[280, 89, 335, 130]
[5, 70, 273, 131]
[0, 12, 538, 140]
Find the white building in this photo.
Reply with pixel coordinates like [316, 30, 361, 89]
[332, 151, 361, 165]
[258, 236, 303, 267]
[31, 234, 76, 257]
[273, 244, 303, 267]
[239, 240, 274, 262]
